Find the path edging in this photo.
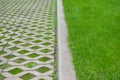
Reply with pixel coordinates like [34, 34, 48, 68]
[57, 0, 77, 80]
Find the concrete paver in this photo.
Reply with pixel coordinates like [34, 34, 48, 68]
[0, 0, 56, 80]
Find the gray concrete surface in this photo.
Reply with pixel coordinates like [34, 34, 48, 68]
[57, 0, 77, 80]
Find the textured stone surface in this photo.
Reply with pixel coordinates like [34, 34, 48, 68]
[0, 0, 56, 80]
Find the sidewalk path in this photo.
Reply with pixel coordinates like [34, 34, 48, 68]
[0, 0, 56, 80]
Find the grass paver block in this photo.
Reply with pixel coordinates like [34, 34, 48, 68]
[0, 0, 56, 79]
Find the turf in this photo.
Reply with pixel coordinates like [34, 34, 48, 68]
[62, 0, 120, 80]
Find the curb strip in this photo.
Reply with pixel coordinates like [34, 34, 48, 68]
[57, 0, 77, 80]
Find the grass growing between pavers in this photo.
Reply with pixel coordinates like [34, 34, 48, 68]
[0, 63, 11, 69]
[20, 73, 35, 80]
[0, 0, 57, 79]
[0, 74, 5, 80]
[9, 68, 23, 75]
[62, 0, 120, 80]
[37, 66, 51, 73]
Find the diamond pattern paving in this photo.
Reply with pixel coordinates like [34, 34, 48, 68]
[0, 0, 56, 79]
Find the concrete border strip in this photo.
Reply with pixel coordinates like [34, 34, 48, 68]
[57, 0, 77, 80]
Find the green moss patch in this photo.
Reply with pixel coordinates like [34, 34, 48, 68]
[20, 73, 35, 80]
[39, 57, 51, 62]
[18, 50, 29, 54]
[4, 54, 16, 59]
[9, 68, 23, 75]
[39, 78, 45, 80]
[0, 36, 6, 39]
[43, 36, 52, 40]
[0, 63, 11, 69]
[9, 47, 19, 51]
[33, 40, 42, 43]
[25, 38, 33, 41]
[45, 32, 52, 35]
[28, 53, 39, 58]
[36, 30, 44, 33]
[31, 46, 40, 50]
[0, 74, 5, 80]
[1, 44, 11, 47]
[45, 28, 53, 30]
[14, 58, 26, 63]
[21, 43, 32, 47]
[34, 35, 43, 38]
[33, 22, 38, 24]
[26, 33, 34, 36]
[0, 51, 6, 55]
[42, 42, 51, 46]
[40, 49, 52, 53]
[37, 66, 51, 73]
[12, 29, 19, 32]
[25, 62, 37, 68]
[13, 41, 22, 44]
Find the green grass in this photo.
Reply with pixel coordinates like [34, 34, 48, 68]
[18, 50, 29, 54]
[42, 42, 51, 46]
[0, 51, 6, 55]
[0, 63, 11, 69]
[9, 68, 23, 75]
[13, 41, 22, 44]
[62, 0, 120, 80]
[33, 40, 42, 43]
[44, 36, 52, 40]
[37, 66, 51, 73]
[39, 78, 45, 80]
[0, 74, 5, 80]
[28, 53, 39, 58]
[20, 73, 35, 80]
[9, 47, 19, 51]
[31, 46, 40, 50]
[40, 49, 52, 53]
[25, 62, 37, 68]
[21, 43, 32, 47]
[4, 54, 15, 59]
[15, 58, 26, 63]
[39, 57, 51, 62]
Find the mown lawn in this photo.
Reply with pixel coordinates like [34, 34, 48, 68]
[62, 0, 120, 80]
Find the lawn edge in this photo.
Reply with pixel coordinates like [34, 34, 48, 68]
[57, 0, 77, 80]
